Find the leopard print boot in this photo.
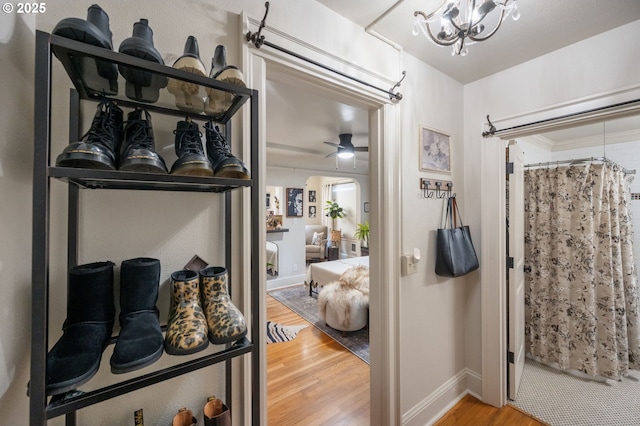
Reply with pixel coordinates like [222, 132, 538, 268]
[164, 269, 209, 355]
[199, 267, 247, 344]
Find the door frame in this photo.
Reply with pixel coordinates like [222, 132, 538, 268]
[480, 86, 640, 408]
[240, 13, 402, 425]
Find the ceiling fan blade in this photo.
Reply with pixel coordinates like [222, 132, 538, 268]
[323, 141, 341, 148]
[354, 146, 368, 152]
[325, 152, 337, 158]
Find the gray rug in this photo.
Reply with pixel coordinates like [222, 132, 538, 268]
[510, 358, 640, 425]
[268, 284, 370, 364]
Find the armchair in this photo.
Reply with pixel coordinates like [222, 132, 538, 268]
[305, 225, 328, 261]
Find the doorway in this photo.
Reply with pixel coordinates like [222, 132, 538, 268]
[243, 34, 400, 424]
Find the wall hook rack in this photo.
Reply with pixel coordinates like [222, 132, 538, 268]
[420, 178, 452, 199]
[246, 1, 270, 48]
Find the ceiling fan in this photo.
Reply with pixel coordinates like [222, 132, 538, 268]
[324, 134, 368, 158]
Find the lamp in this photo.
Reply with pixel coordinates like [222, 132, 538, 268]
[413, 0, 520, 56]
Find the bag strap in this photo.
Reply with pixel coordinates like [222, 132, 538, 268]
[452, 196, 464, 227]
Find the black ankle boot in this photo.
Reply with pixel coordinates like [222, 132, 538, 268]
[167, 36, 207, 113]
[53, 4, 118, 94]
[119, 108, 168, 173]
[204, 121, 250, 179]
[110, 258, 164, 374]
[118, 18, 167, 103]
[171, 118, 213, 176]
[46, 261, 115, 395]
[56, 99, 123, 170]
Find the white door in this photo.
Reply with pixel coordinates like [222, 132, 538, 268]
[507, 140, 525, 401]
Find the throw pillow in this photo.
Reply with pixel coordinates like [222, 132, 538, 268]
[311, 231, 324, 246]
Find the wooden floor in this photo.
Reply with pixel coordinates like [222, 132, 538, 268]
[267, 294, 545, 426]
[434, 394, 549, 426]
[266, 294, 370, 425]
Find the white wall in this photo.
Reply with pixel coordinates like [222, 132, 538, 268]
[398, 53, 470, 424]
[464, 19, 640, 403]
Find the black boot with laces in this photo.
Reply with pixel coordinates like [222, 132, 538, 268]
[56, 99, 123, 170]
[119, 108, 168, 173]
[204, 121, 250, 179]
[171, 118, 213, 176]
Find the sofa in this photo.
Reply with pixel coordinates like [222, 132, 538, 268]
[305, 225, 328, 261]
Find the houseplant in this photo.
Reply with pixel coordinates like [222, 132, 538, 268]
[354, 221, 369, 248]
[324, 200, 346, 242]
[354, 221, 369, 255]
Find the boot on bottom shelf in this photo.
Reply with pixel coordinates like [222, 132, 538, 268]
[199, 266, 247, 344]
[164, 269, 209, 355]
[46, 261, 115, 395]
[110, 257, 164, 374]
[203, 396, 231, 426]
[172, 408, 197, 426]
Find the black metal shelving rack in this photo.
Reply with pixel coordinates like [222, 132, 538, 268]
[30, 30, 260, 425]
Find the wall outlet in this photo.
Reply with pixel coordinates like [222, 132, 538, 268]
[401, 254, 418, 275]
[292, 264, 298, 271]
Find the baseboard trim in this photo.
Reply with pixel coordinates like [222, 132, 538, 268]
[265, 275, 306, 291]
[402, 368, 482, 426]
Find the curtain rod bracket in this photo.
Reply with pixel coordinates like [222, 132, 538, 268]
[482, 115, 496, 137]
[389, 71, 406, 103]
[246, 1, 270, 48]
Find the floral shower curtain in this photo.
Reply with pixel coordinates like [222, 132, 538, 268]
[524, 163, 640, 380]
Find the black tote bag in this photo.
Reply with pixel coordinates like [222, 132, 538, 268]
[435, 196, 479, 277]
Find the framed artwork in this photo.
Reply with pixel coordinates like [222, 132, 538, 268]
[419, 126, 451, 174]
[309, 205, 317, 218]
[308, 190, 316, 203]
[266, 193, 270, 208]
[286, 187, 304, 217]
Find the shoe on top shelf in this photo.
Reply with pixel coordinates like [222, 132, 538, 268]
[167, 36, 207, 113]
[204, 45, 246, 117]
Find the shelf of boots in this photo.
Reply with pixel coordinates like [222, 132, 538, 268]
[48, 31, 252, 123]
[48, 167, 252, 193]
[45, 337, 252, 419]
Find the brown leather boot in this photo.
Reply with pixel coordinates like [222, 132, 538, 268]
[203, 396, 230, 426]
[172, 408, 197, 426]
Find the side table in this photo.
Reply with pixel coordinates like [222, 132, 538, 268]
[328, 246, 339, 261]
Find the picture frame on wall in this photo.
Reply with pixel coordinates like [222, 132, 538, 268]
[419, 125, 451, 174]
[286, 187, 304, 217]
[308, 190, 316, 203]
[309, 205, 317, 218]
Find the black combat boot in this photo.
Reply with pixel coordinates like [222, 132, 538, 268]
[46, 261, 115, 395]
[110, 258, 164, 374]
[53, 4, 118, 94]
[204, 121, 250, 179]
[118, 19, 167, 103]
[167, 36, 207, 113]
[119, 108, 168, 173]
[204, 45, 246, 117]
[171, 118, 214, 176]
[56, 99, 123, 170]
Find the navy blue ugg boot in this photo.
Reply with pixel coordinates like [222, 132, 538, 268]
[110, 258, 164, 374]
[46, 261, 115, 395]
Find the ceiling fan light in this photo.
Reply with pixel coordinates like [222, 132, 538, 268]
[338, 151, 355, 159]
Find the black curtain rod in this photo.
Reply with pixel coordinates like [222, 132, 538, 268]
[246, 1, 404, 103]
[482, 98, 640, 138]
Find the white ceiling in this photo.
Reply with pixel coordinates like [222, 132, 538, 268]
[316, 0, 640, 84]
[266, 1, 640, 173]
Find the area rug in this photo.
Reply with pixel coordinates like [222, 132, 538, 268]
[510, 358, 640, 426]
[268, 284, 370, 364]
[266, 321, 307, 344]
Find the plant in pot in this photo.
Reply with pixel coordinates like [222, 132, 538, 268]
[354, 221, 369, 255]
[324, 200, 346, 243]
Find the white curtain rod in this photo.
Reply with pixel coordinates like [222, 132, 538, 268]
[524, 156, 636, 175]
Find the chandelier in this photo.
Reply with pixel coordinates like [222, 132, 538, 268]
[413, 0, 520, 56]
